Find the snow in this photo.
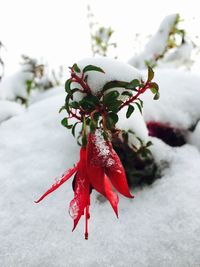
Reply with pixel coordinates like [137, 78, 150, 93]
[0, 100, 25, 123]
[29, 86, 63, 104]
[0, 68, 33, 101]
[186, 121, 200, 150]
[142, 68, 200, 130]
[117, 106, 149, 148]
[92, 129, 115, 167]
[128, 14, 179, 69]
[72, 57, 143, 98]
[1, 88, 200, 266]
[159, 41, 193, 69]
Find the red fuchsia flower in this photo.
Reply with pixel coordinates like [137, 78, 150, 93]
[35, 130, 133, 239]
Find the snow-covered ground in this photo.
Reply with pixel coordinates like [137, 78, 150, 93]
[1, 84, 200, 266]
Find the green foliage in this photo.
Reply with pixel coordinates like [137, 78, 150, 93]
[83, 65, 105, 74]
[61, 63, 159, 146]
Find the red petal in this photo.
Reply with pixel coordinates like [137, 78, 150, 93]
[69, 148, 90, 231]
[87, 131, 133, 199]
[35, 165, 78, 203]
[105, 147, 134, 199]
[104, 176, 119, 217]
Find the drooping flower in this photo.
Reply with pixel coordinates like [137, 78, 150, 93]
[35, 130, 133, 239]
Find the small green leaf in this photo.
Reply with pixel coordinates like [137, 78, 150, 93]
[80, 94, 99, 112]
[89, 119, 97, 132]
[65, 95, 71, 113]
[146, 141, 153, 147]
[84, 75, 88, 82]
[103, 80, 129, 92]
[106, 112, 119, 129]
[61, 118, 73, 129]
[147, 66, 154, 81]
[150, 88, 157, 94]
[121, 91, 132, 97]
[65, 79, 72, 93]
[59, 105, 66, 113]
[153, 92, 160, 100]
[126, 79, 140, 89]
[135, 102, 142, 114]
[69, 101, 79, 109]
[103, 91, 120, 106]
[83, 65, 105, 74]
[71, 122, 79, 137]
[126, 105, 135, 118]
[149, 82, 159, 91]
[72, 63, 81, 73]
[108, 100, 123, 113]
[93, 112, 100, 123]
[138, 98, 143, 107]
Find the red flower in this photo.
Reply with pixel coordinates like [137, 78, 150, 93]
[35, 130, 133, 239]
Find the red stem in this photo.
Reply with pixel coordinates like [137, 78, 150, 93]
[71, 72, 92, 94]
[119, 82, 150, 110]
[69, 109, 82, 121]
[85, 204, 90, 240]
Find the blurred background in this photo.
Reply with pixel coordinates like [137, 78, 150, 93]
[1, 0, 200, 76]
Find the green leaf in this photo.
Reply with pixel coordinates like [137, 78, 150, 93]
[72, 63, 81, 73]
[103, 91, 120, 106]
[153, 92, 160, 100]
[71, 122, 79, 137]
[65, 79, 72, 93]
[138, 98, 143, 107]
[149, 82, 159, 91]
[61, 118, 73, 129]
[126, 105, 135, 118]
[89, 119, 97, 132]
[150, 88, 157, 94]
[146, 141, 153, 147]
[103, 80, 129, 92]
[147, 66, 154, 81]
[126, 79, 140, 89]
[84, 75, 88, 82]
[59, 105, 66, 113]
[135, 102, 142, 114]
[93, 112, 100, 123]
[83, 65, 105, 74]
[80, 94, 99, 112]
[106, 112, 119, 129]
[108, 100, 123, 112]
[69, 101, 79, 109]
[121, 91, 132, 97]
[65, 95, 71, 113]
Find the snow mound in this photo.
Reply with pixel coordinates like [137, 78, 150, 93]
[158, 41, 193, 69]
[29, 86, 63, 104]
[0, 69, 33, 101]
[117, 106, 148, 148]
[142, 69, 200, 129]
[128, 14, 179, 69]
[0, 100, 25, 123]
[0, 91, 200, 266]
[72, 57, 143, 97]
